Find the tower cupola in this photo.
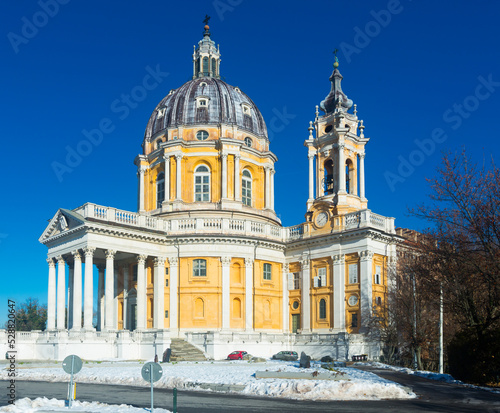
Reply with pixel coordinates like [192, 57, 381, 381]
[320, 55, 353, 114]
[192, 17, 221, 79]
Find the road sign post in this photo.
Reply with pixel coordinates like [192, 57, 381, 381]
[62, 354, 82, 408]
[141, 362, 163, 413]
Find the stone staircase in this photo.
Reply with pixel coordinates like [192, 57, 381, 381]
[169, 338, 208, 361]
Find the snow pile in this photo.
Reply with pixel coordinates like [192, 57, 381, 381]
[0, 360, 416, 401]
[0, 397, 171, 412]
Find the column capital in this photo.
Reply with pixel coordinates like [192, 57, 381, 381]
[167, 256, 178, 266]
[220, 256, 231, 266]
[137, 254, 147, 265]
[338, 143, 346, 151]
[360, 250, 374, 261]
[332, 254, 345, 264]
[154, 256, 167, 266]
[46, 257, 55, 267]
[244, 257, 254, 268]
[56, 255, 65, 265]
[282, 263, 289, 273]
[137, 166, 147, 175]
[359, 152, 366, 159]
[299, 258, 310, 270]
[308, 153, 315, 160]
[220, 153, 228, 161]
[105, 249, 116, 259]
[234, 154, 241, 161]
[163, 153, 170, 161]
[72, 250, 81, 260]
[83, 246, 96, 257]
[175, 154, 183, 162]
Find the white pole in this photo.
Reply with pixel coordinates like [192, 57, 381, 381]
[439, 285, 444, 374]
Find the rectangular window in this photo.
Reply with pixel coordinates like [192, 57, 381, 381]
[165, 310, 168, 318]
[318, 268, 327, 287]
[242, 179, 252, 206]
[375, 265, 382, 284]
[193, 259, 207, 277]
[263, 263, 272, 280]
[351, 313, 358, 328]
[293, 272, 300, 290]
[195, 176, 210, 202]
[348, 263, 358, 284]
[375, 296, 382, 306]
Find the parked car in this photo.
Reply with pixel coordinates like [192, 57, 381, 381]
[271, 351, 298, 361]
[227, 351, 248, 360]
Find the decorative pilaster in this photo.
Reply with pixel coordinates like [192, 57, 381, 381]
[308, 154, 315, 201]
[221, 153, 228, 199]
[338, 143, 346, 194]
[360, 250, 374, 331]
[138, 167, 146, 212]
[123, 265, 129, 330]
[332, 254, 345, 330]
[47, 258, 56, 330]
[282, 263, 289, 332]
[175, 154, 182, 200]
[168, 256, 179, 329]
[105, 250, 116, 330]
[163, 154, 170, 203]
[83, 247, 95, 330]
[359, 153, 366, 199]
[221, 256, 231, 330]
[271, 168, 275, 210]
[71, 251, 82, 330]
[136, 255, 147, 330]
[67, 263, 73, 329]
[153, 257, 166, 329]
[244, 258, 254, 331]
[300, 258, 311, 332]
[56, 256, 66, 330]
[234, 155, 241, 201]
[265, 166, 271, 209]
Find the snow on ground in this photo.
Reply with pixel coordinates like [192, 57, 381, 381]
[0, 397, 171, 412]
[0, 360, 415, 401]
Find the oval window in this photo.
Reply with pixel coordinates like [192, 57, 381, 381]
[244, 137, 252, 147]
[292, 301, 299, 310]
[348, 295, 358, 306]
[196, 130, 209, 140]
[325, 125, 333, 133]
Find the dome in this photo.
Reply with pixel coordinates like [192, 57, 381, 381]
[144, 77, 268, 142]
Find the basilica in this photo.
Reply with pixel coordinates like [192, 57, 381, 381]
[20, 24, 399, 360]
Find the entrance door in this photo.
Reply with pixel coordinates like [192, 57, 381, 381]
[292, 314, 300, 333]
[130, 304, 137, 331]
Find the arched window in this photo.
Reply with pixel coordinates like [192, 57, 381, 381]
[196, 130, 209, 140]
[244, 137, 252, 147]
[324, 159, 334, 195]
[232, 298, 242, 319]
[242, 169, 252, 206]
[156, 139, 162, 149]
[194, 165, 210, 202]
[319, 299, 326, 319]
[203, 57, 208, 75]
[211, 59, 216, 76]
[156, 172, 165, 208]
[346, 159, 355, 195]
[194, 297, 204, 318]
[193, 259, 207, 277]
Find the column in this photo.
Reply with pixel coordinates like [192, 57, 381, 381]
[47, 258, 56, 330]
[308, 154, 314, 200]
[105, 250, 116, 330]
[265, 166, 271, 209]
[234, 155, 240, 201]
[123, 265, 129, 330]
[360, 250, 374, 331]
[338, 143, 346, 193]
[138, 167, 145, 212]
[83, 247, 95, 330]
[244, 258, 253, 331]
[317, 153, 324, 198]
[154, 257, 166, 329]
[359, 153, 366, 199]
[72, 251, 82, 330]
[300, 258, 311, 332]
[56, 256, 66, 330]
[333, 254, 346, 330]
[114, 266, 119, 329]
[175, 154, 182, 200]
[282, 263, 289, 332]
[97, 265, 105, 331]
[136, 255, 147, 330]
[221, 153, 228, 199]
[168, 256, 179, 329]
[271, 168, 275, 210]
[67, 264, 73, 329]
[221, 256, 231, 330]
[163, 154, 170, 203]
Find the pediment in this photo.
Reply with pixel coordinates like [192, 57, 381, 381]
[39, 208, 86, 242]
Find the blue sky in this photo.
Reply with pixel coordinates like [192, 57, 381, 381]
[1, 0, 499, 325]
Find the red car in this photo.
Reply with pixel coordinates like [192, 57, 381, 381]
[227, 351, 248, 360]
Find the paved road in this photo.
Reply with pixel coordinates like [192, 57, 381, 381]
[1, 367, 499, 412]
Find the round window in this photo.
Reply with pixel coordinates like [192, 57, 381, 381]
[244, 137, 252, 147]
[348, 295, 358, 306]
[292, 301, 299, 310]
[196, 130, 209, 140]
[325, 125, 333, 133]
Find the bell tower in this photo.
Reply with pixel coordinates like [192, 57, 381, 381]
[304, 56, 369, 220]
